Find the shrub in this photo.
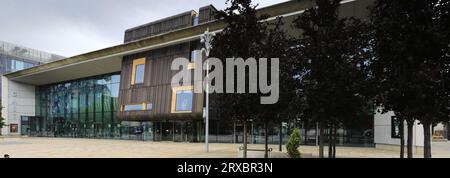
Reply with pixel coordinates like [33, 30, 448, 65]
[286, 128, 301, 158]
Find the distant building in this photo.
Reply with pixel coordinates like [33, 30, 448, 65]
[0, 40, 64, 135]
[0, 41, 64, 73]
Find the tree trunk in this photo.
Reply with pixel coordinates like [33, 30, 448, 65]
[319, 121, 324, 158]
[423, 121, 432, 158]
[264, 120, 269, 158]
[243, 120, 248, 158]
[407, 119, 414, 158]
[328, 123, 333, 158]
[399, 117, 405, 158]
[279, 121, 283, 152]
[332, 124, 337, 158]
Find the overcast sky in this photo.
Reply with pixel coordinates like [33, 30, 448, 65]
[0, 0, 287, 57]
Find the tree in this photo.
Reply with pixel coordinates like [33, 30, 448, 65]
[211, 0, 292, 157]
[0, 105, 5, 135]
[370, 0, 450, 158]
[293, 0, 373, 158]
[286, 128, 302, 158]
[211, 0, 295, 158]
[256, 18, 297, 158]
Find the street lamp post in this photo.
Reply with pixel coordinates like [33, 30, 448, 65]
[201, 28, 215, 153]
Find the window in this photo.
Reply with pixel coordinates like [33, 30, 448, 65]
[171, 86, 194, 113]
[191, 50, 200, 63]
[123, 104, 144, 111]
[131, 58, 146, 85]
[135, 64, 145, 83]
[24, 62, 34, 69]
[9, 59, 35, 72]
[10, 124, 18, 133]
[146, 103, 153, 111]
[122, 103, 152, 112]
[192, 16, 199, 26]
[187, 50, 200, 70]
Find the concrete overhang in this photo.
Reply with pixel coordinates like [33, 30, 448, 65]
[4, 21, 225, 86]
[3, 0, 313, 86]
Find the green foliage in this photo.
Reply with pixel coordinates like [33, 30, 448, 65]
[210, 0, 296, 122]
[370, 0, 450, 158]
[286, 128, 301, 158]
[293, 0, 373, 134]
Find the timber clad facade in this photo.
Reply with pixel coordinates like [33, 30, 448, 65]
[118, 43, 204, 121]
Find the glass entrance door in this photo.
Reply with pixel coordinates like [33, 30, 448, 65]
[20, 116, 30, 136]
[161, 122, 174, 141]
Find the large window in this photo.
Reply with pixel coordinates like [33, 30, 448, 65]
[35, 73, 121, 138]
[123, 104, 144, 111]
[131, 58, 146, 85]
[171, 86, 194, 113]
[9, 59, 35, 72]
[122, 103, 153, 112]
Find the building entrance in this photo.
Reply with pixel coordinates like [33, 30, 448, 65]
[151, 121, 203, 142]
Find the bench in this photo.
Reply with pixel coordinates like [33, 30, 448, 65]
[239, 146, 273, 152]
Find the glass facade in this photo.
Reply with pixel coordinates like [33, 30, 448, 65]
[0, 41, 64, 63]
[26, 73, 373, 146]
[32, 73, 121, 138]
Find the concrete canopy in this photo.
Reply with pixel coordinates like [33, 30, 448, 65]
[3, 0, 311, 86]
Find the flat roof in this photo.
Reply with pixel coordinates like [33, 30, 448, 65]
[4, 0, 312, 85]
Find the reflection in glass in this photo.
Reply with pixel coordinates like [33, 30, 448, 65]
[175, 90, 193, 112]
[124, 104, 143, 111]
[34, 73, 121, 139]
[135, 64, 145, 84]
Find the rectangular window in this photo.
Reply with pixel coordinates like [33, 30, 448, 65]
[131, 58, 146, 85]
[191, 50, 200, 63]
[10, 124, 18, 133]
[192, 16, 199, 26]
[123, 104, 144, 111]
[122, 103, 152, 112]
[24, 62, 34, 69]
[146, 103, 153, 111]
[16, 60, 24, 71]
[171, 86, 194, 113]
[10, 60, 26, 72]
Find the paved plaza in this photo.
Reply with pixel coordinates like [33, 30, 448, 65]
[0, 137, 449, 158]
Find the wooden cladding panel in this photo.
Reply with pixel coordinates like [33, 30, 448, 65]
[118, 43, 203, 121]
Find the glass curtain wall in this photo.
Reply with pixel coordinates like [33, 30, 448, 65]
[33, 73, 373, 147]
[34, 73, 121, 139]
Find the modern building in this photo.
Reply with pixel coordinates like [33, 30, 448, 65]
[0, 41, 64, 135]
[3, 0, 429, 149]
[0, 41, 64, 95]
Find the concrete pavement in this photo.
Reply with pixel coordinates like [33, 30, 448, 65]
[0, 137, 448, 158]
